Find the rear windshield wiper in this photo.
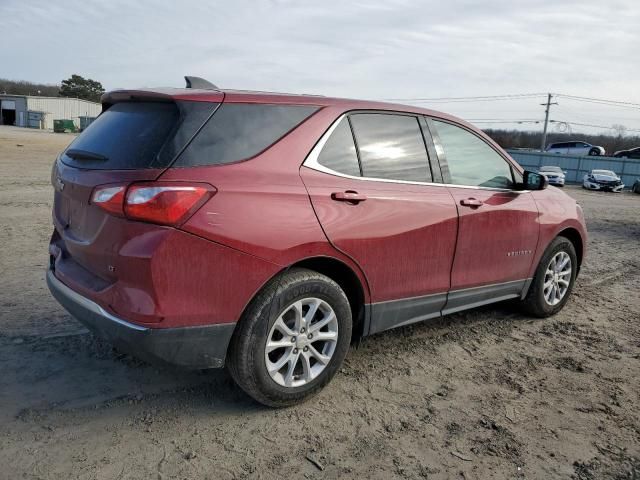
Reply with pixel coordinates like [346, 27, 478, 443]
[65, 149, 109, 162]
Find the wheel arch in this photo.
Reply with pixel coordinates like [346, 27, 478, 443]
[557, 227, 584, 273]
[289, 256, 369, 341]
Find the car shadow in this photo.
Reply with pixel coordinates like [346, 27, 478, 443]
[0, 330, 257, 421]
[2, 301, 535, 421]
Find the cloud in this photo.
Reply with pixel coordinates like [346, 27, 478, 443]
[2, 0, 638, 131]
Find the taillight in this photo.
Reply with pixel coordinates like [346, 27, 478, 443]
[91, 182, 214, 226]
[91, 185, 126, 216]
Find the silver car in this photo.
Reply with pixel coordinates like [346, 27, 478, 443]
[546, 141, 605, 156]
[583, 169, 624, 192]
[539, 166, 566, 187]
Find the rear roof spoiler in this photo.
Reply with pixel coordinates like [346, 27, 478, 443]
[184, 76, 218, 90]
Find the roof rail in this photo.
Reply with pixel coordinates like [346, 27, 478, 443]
[184, 76, 218, 90]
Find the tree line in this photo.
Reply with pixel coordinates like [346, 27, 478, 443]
[484, 128, 640, 154]
[0, 75, 105, 103]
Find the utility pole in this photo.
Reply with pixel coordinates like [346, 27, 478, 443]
[540, 93, 558, 151]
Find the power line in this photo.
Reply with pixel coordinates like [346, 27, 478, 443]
[463, 118, 640, 134]
[550, 120, 640, 133]
[554, 93, 640, 110]
[468, 119, 542, 124]
[383, 92, 640, 109]
[384, 93, 547, 103]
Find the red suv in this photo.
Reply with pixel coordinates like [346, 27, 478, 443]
[48, 77, 587, 406]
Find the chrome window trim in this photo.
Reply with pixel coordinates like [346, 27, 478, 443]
[303, 114, 530, 193]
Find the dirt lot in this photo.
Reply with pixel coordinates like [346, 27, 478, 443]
[1, 125, 639, 479]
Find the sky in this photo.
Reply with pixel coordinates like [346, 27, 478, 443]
[2, 0, 639, 133]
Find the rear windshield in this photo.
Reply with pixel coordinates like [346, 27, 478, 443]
[174, 103, 319, 167]
[61, 102, 180, 170]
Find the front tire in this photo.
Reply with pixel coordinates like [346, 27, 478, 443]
[227, 268, 352, 407]
[588, 148, 600, 156]
[521, 236, 577, 317]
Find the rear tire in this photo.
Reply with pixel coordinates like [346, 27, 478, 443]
[521, 236, 577, 318]
[227, 268, 352, 407]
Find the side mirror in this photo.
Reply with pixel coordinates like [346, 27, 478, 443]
[523, 170, 548, 190]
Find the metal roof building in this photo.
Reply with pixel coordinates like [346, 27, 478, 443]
[0, 94, 101, 130]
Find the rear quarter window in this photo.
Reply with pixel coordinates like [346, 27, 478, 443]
[174, 103, 319, 167]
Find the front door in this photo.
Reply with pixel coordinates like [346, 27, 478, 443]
[428, 118, 540, 314]
[301, 113, 458, 334]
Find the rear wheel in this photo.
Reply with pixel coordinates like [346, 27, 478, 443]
[227, 268, 352, 407]
[521, 236, 577, 317]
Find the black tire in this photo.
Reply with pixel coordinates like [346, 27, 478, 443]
[227, 268, 352, 407]
[520, 236, 577, 318]
[588, 148, 600, 156]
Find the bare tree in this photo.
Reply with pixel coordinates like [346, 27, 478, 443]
[611, 124, 627, 138]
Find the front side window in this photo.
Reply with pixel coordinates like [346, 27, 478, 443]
[432, 120, 514, 189]
[316, 118, 361, 176]
[349, 113, 431, 182]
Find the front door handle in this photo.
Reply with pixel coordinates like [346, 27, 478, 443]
[331, 191, 367, 204]
[460, 198, 483, 207]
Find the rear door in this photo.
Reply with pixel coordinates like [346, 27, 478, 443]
[573, 142, 589, 156]
[301, 112, 458, 334]
[427, 118, 540, 314]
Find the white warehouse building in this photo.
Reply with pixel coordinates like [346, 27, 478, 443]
[0, 94, 101, 130]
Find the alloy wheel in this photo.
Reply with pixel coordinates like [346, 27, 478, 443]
[265, 297, 339, 387]
[543, 251, 572, 306]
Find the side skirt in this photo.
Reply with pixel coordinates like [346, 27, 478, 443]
[367, 279, 531, 335]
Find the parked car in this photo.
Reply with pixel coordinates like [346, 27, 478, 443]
[538, 166, 566, 187]
[613, 147, 640, 159]
[582, 169, 624, 192]
[47, 77, 588, 407]
[546, 141, 605, 156]
[632, 179, 640, 194]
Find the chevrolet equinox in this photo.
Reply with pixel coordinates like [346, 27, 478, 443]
[47, 77, 587, 406]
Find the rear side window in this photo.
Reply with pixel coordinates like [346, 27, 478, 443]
[316, 118, 361, 176]
[175, 103, 319, 167]
[61, 102, 179, 170]
[349, 113, 431, 182]
[432, 120, 514, 189]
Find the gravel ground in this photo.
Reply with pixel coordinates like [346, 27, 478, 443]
[1, 126, 639, 479]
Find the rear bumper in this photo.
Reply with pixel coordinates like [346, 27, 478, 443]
[47, 269, 235, 369]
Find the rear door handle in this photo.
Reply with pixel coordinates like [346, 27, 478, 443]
[460, 198, 483, 207]
[331, 191, 367, 204]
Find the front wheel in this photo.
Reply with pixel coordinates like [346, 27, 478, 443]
[227, 268, 352, 407]
[588, 148, 600, 156]
[520, 236, 577, 317]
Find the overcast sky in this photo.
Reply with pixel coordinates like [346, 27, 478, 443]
[2, 0, 639, 133]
